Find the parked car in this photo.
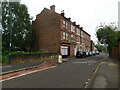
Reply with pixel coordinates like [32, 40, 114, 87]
[86, 52, 89, 57]
[76, 51, 86, 58]
[83, 52, 87, 58]
[92, 51, 96, 55]
[96, 51, 99, 55]
[88, 51, 93, 56]
[76, 51, 83, 58]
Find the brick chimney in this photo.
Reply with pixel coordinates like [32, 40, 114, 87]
[61, 10, 65, 16]
[50, 5, 55, 12]
[73, 22, 76, 25]
[67, 17, 71, 21]
[80, 27, 83, 30]
[77, 25, 80, 28]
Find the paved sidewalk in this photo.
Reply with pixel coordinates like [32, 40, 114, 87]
[0, 61, 44, 75]
[0, 57, 74, 75]
[86, 59, 120, 88]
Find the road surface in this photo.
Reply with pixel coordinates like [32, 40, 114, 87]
[2, 53, 106, 88]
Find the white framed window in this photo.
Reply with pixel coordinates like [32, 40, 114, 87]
[61, 31, 65, 40]
[71, 34, 75, 42]
[76, 28, 80, 35]
[77, 37, 80, 42]
[66, 32, 68, 40]
[66, 22, 68, 29]
[63, 20, 65, 25]
[61, 19, 69, 30]
[81, 31, 83, 37]
[63, 32, 65, 40]
[61, 19, 66, 29]
[71, 25, 75, 32]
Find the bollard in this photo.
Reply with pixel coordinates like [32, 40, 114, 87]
[58, 54, 62, 63]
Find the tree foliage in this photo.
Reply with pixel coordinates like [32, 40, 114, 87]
[2, 1, 34, 51]
[95, 44, 106, 52]
[96, 23, 120, 55]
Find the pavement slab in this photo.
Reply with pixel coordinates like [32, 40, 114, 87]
[86, 60, 119, 88]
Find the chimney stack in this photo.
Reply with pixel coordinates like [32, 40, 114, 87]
[73, 22, 76, 25]
[50, 5, 55, 12]
[80, 27, 83, 30]
[67, 17, 71, 21]
[61, 10, 65, 16]
[77, 25, 80, 28]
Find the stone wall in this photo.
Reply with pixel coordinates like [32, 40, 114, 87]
[8, 53, 59, 64]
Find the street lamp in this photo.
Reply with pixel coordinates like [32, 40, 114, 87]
[8, 0, 12, 64]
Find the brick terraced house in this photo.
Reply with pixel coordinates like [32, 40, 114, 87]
[33, 5, 91, 57]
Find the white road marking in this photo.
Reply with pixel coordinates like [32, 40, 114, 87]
[0, 65, 57, 82]
[73, 61, 97, 64]
[73, 62, 87, 64]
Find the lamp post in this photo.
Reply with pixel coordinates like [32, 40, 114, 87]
[8, 0, 12, 64]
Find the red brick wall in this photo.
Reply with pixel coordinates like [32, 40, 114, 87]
[33, 8, 61, 53]
[33, 6, 91, 56]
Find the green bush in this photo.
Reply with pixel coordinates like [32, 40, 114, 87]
[11, 51, 29, 54]
[3, 51, 11, 55]
[2, 55, 7, 64]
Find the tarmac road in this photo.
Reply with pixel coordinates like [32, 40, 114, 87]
[2, 53, 105, 88]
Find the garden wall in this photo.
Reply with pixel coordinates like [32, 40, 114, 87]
[8, 53, 59, 64]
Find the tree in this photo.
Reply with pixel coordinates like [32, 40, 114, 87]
[2, 1, 34, 52]
[96, 23, 119, 55]
[95, 44, 106, 52]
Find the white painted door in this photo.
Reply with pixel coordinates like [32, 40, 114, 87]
[61, 46, 68, 55]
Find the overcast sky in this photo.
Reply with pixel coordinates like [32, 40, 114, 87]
[21, 0, 119, 43]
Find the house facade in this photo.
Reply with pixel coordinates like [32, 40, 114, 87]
[33, 5, 91, 57]
[80, 28, 91, 52]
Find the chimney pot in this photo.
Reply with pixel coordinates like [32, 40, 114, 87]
[61, 10, 65, 16]
[50, 5, 55, 12]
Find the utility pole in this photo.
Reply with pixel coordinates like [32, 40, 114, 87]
[8, 0, 12, 64]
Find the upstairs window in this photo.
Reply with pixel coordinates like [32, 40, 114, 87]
[71, 25, 75, 32]
[61, 19, 65, 29]
[71, 34, 75, 42]
[61, 19, 69, 29]
[66, 32, 69, 40]
[61, 31, 65, 40]
[76, 28, 80, 35]
[77, 37, 80, 43]
[81, 31, 83, 37]
[66, 22, 68, 29]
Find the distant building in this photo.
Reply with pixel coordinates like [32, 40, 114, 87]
[33, 5, 91, 57]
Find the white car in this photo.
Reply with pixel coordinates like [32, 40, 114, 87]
[92, 51, 96, 55]
[96, 51, 99, 55]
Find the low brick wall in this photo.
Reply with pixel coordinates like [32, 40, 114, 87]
[8, 53, 59, 64]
